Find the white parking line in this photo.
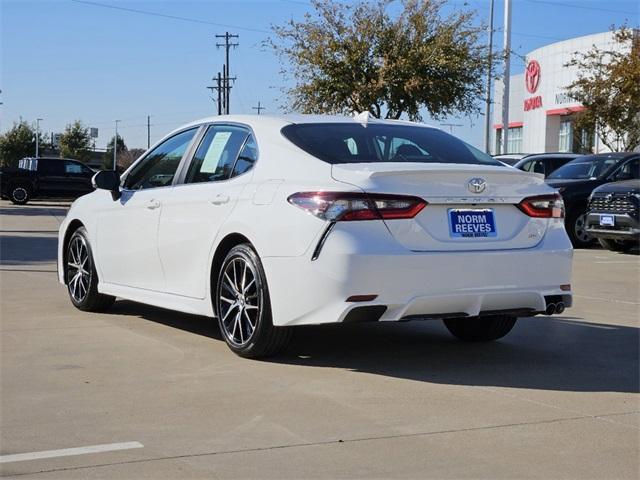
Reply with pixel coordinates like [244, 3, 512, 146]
[0, 441, 143, 464]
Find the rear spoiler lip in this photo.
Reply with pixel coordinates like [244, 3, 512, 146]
[331, 163, 543, 180]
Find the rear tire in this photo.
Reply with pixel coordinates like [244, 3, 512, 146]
[598, 238, 637, 253]
[65, 227, 115, 312]
[215, 244, 292, 358]
[444, 315, 517, 342]
[566, 209, 592, 248]
[9, 185, 30, 205]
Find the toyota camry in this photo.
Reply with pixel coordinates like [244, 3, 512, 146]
[58, 114, 573, 357]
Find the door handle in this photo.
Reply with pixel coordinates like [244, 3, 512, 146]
[210, 194, 230, 205]
[146, 199, 161, 210]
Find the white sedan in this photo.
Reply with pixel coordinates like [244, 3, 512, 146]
[58, 115, 573, 357]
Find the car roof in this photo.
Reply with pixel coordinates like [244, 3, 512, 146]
[574, 152, 636, 161]
[522, 153, 580, 159]
[180, 114, 440, 131]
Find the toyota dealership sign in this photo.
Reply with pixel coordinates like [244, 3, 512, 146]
[524, 59, 543, 111]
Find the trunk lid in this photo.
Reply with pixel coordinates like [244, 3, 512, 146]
[332, 163, 552, 251]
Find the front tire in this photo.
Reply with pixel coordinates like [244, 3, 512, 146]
[65, 227, 115, 312]
[444, 315, 517, 342]
[9, 185, 30, 205]
[215, 244, 291, 358]
[566, 209, 592, 248]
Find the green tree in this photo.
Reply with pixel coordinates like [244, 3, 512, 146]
[59, 120, 92, 162]
[103, 134, 127, 169]
[565, 27, 640, 152]
[269, 0, 490, 121]
[0, 121, 37, 167]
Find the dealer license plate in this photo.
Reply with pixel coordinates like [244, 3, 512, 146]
[449, 209, 497, 238]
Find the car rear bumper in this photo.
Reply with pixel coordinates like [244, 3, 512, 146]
[262, 221, 573, 326]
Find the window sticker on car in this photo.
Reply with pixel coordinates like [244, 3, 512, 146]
[201, 131, 232, 173]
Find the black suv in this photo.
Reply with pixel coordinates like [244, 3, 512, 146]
[546, 152, 640, 247]
[0, 157, 95, 205]
[585, 180, 640, 252]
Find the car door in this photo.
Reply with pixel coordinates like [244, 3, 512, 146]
[37, 159, 66, 195]
[158, 124, 257, 298]
[95, 127, 199, 292]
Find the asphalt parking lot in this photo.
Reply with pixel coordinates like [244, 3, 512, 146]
[1, 199, 638, 479]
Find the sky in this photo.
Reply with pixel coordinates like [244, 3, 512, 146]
[1, 0, 638, 151]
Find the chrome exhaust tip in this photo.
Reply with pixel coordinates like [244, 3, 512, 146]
[555, 302, 565, 314]
[545, 303, 556, 315]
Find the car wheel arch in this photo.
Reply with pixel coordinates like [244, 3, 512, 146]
[62, 219, 85, 285]
[209, 233, 257, 307]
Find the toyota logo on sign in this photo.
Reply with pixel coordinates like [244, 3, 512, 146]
[525, 60, 541, 94]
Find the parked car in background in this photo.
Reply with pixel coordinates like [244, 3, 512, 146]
[546, 152, 640, 247]
[57, 114, 572, 358]
[585, 179, 640, 252]
[0, 157, 95, 205]
[514, 153, 580, 178]
[493, 153, 530, 166]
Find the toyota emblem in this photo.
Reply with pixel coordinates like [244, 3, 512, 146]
[468, 178, 487, 194]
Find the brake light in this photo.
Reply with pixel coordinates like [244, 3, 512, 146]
[287, 192, 427, 221]
[517, 194, 565, 218]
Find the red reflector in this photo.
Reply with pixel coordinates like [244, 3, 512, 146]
[346, 295, 378, 302]
[560, 284, 571, 291]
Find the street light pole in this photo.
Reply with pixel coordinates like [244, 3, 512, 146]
[114, 120, 120, 171]
[501, 0, 512, 155]
[484, 0, 495, 154]
[35, 118, 43, 158]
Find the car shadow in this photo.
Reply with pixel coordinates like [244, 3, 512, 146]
[0, 207, 68, 217]
[105, 301, 638, 394]
[0, 235, 58, 265]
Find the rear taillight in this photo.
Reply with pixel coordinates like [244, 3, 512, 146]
[287, 192, 427, 221]
[517, 194, 565, 218]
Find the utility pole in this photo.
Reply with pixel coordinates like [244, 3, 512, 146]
[440, 123, 463, 134]
[35, 118, 43, 158]
[206, 72, 224, 115]
[501, 0, 512, 155]
[252, 101, 265, 115]
[114, 119, 120, 171]
[147, 115, 151, 149]
[484, 0, 495, 154]
[215, 31, 239, 114]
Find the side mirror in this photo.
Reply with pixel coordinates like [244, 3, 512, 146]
[92, 170, 121, 200]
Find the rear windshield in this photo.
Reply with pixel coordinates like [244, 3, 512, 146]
[281, 123, 503, 166]
[547, 156, 620, 180]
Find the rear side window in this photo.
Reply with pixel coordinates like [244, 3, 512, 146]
[281, 123, 502, 166]
[38, 160, 64, 175]
[184, 125, 252, 184]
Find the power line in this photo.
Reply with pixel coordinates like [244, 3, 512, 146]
[522, 0, 638, 15]
[70, 0, 270, 33]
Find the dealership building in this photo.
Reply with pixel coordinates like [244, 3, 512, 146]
[492, 30, 634, 155]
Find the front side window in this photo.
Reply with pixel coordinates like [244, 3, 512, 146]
[64, 161, 84, 174]
[548, 155, 622, 180]
[184, 125, 253, 184]
[125, 128, 197, 190]
[611, 158, 639, 181]
[282, 123, 502, 166]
